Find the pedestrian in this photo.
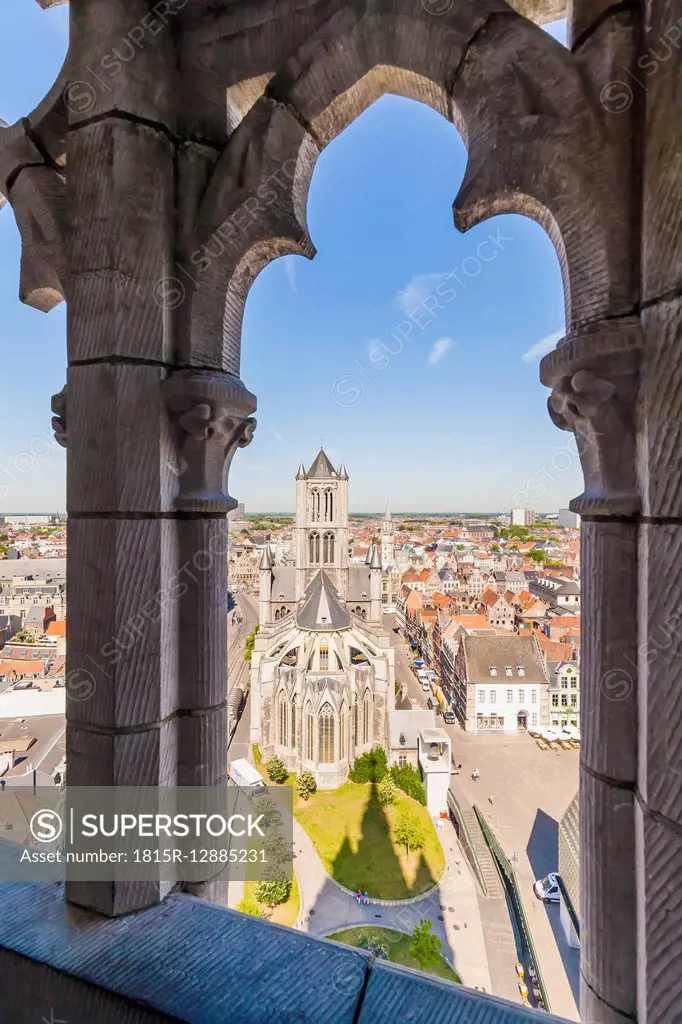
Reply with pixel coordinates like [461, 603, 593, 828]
[488, 795, 494, 805]
[364, 890, 369, 905]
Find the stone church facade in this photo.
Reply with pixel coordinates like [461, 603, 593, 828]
[251, 451, 395, 788]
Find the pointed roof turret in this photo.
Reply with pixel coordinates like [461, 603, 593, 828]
[369, 544, 382, 570]
[338, 463, 348, 480]
[296, 571, 350, 631]
[259, 546, 273, 570]
[306, 448, 337, 479]
[296, 462, 306, 480]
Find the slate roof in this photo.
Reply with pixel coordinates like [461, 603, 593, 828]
[296, 571, 350, 631]
[463, 634, 548, 683]
[305, 448, 337, 479]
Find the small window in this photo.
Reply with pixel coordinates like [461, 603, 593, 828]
[571, 678, 578, 688]
[489, 666, 497, 676]
[552, 693, 559, 707]
[518, 689, 525, 704]
[398, 754, 407, 767]
[531, 713, 537, 726]
[506, 689, 513, 703]
[517, 666, 525, 676]
[531, 689, 537, 703]
[504, 666, 513, 677]
[489, 690, 496, 703]
[561, 694, 568, 706]
[477, 689, 485, 703]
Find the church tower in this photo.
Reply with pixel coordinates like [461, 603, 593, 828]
[380, 501, 395, 569]
[294, 449, 350, 600]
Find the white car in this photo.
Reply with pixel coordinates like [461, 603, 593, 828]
[421, 680, 431, 691]
[533, 872, 560, 904]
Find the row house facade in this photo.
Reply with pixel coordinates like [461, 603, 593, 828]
[455, 634, 550, 733]
[546, 659, 581, 729]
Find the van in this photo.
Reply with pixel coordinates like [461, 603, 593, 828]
[426, 696, 441, 714]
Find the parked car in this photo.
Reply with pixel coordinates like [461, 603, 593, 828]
[533, 872, 560, 904]
[421, 680, 431, 691]
[442, 709, 455, 725]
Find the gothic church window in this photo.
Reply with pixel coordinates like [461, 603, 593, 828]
[278, 692, 288, 747]
[320, 644, 329, 671]
[323, 531, 335, 564]
[305, 703, 314, 760]
[319, 702, 335, 763]
[309, 531, 320, 563]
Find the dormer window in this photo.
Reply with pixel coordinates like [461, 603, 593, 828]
[489, 666, 497, 676]
[517, 666, 525, 676]
[504, 666, 513, 676]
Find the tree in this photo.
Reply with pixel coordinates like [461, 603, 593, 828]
[254, 877, 291, 907]
[296, 769, 317, 801]
[243, 625, 259, 662]
[410, 919, 442, 972]
[378, 776, 397, 806]
[490, 544, 500, 552]
[394, 811, 425, 857]
[266, 755, 289, 784]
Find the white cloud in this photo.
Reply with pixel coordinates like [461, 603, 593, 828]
[283, 256, 297, 290]
[521, 329, 563, 363]
[396, 273, 449, 315]
[428, 337, 455, 366]
[271, 428, 285, 444]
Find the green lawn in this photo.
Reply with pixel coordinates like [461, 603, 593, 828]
[328, 926, 460, 984]
[294, 782, 445, 899]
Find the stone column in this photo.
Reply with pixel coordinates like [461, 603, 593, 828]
[540, 319, 641, 1024]
[64, 0, 256, 914]
[636, 1, 682, 1020]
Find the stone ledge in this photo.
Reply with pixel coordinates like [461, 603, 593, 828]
[0, 881, 570, 1023]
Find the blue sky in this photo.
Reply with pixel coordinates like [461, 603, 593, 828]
[0, 9, 580, 514]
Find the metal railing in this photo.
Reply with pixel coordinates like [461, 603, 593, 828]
[446, 787, 491, 897]
[474, 807, 551, 1014]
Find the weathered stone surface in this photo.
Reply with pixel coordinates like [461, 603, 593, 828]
[540, 317, 642, 516]
[8, 165, 67, 310]
[68, 120, 174, 363]
[453, 13, 632, 330]
[580, 773, 636, 1018]
[571, 9, 641, 313]
[66, 721, 178, 788]
[175, 517, 229, 713]
[635, 801, 682, 1024]
[178, 707, 228, 787]
[67, 0, 177, 131]
[66, 518, 179, 729]
[642, 0, 682, 300]
[637, 522, 682, 826]
[580, 520, 637, 783]
[637, 297, 682, 517]
[580, 983, 637, 1024]
[67, 364, 175, 513]
[163, 370, 256, 511]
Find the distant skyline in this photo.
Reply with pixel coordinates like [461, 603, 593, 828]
[0, 10, 580, 514]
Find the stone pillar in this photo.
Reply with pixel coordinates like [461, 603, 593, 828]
[540, 320, 641, 1024]
[64, 1, 256, 914]
[636, 1, 682, 1020]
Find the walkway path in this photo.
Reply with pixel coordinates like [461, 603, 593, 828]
[294, 815, 493, 993]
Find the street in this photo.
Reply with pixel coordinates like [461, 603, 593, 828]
[227, 590, 258, 764]
[386, 614, 580, 1020]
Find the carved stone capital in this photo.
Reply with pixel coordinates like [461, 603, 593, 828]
[540, 318, 642, 517]
[51, 385, 67, 448]
[162, 370, 257, 513]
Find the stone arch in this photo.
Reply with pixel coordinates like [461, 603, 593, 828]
[189, 1, 629, 372]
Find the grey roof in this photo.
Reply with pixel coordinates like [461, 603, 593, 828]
[556, 580, 580, 595]
[271, 567, 296, 601]
[296, 571, 350, 631]
[369, 545, 382, 569]
[388, 709, 435, 749]
[0, 558, 66, 579]
[305, 448, 337, 479]
[347, 566, 371, 601]
[438, 566, 455, 580]
[24, 606, 47, 624]
[463, 634, 548, 684]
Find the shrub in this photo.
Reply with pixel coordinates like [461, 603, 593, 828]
[266, 755, 289, 784]
[237, 896, 264, 918]
[377, 776, 397, 806]
[390, 764, 426, 806]
[357, 933, 389, 959]
[296, 769, 317, 801]
[255, 877, 292, 907]
[349, 746, 388, 784]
